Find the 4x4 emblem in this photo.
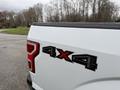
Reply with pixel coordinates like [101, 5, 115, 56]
[42, 46, 97, 71]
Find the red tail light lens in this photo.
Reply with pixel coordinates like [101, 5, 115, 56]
[27, 40, 40, 73]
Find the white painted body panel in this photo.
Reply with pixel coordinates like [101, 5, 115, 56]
[75, 81, 120, 90]
[27, 25, 120, 90]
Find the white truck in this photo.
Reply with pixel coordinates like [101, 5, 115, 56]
[27, 22, 120, 90]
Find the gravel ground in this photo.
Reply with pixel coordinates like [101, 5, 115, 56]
[0, 33, 29, 90]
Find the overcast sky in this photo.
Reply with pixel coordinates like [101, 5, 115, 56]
[0, 0, 50, 11]
[0, 0, 120, 12]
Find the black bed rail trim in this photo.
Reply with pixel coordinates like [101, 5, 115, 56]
[32, 22, 120, 29]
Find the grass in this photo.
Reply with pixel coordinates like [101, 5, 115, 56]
[0, 27, 29, 35]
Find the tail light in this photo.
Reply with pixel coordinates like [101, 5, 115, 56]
[27, 40, 40, 73]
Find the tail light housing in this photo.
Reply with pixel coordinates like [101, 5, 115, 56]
[27, 40, 40, 73]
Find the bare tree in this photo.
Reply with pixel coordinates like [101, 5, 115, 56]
[96, 0, 118, 21]
[34, 3, 43, 22]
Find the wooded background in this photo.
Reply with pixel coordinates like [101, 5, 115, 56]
[0, 0, 120, 28]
